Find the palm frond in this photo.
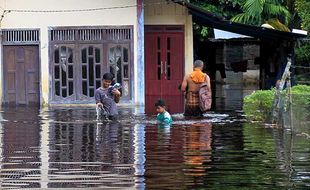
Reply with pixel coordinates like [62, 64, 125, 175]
[231, 13, 249, 23]
[231, 13, 259, 25]
[243, 0, 265, 16]
[263, 3, 291, 24]
[267, 0, 281, 4]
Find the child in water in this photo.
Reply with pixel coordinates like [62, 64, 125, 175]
[155, 99, 173, 125]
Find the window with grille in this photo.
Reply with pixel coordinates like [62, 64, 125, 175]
[1, 29, 40, 45]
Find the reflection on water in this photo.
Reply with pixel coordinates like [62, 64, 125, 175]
[0, 107, 309, 189]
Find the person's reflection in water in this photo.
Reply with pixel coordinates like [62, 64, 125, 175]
[157, 124, 171, 145]
[184, 122, 212, 177]
[96, 121, 121, 163]
[96, 120, 135, 171]
[144, 124, 182, 189]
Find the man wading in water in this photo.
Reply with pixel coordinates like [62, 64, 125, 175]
[95, 73, 121, 121]
[181, 60, 211, 117]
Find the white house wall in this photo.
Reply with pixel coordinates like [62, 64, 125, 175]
[0, 0, 138, 105]
[144, 0, 194, 75]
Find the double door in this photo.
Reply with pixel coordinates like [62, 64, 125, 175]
[3, 46, 40, 105]
[145, 30, 184, 114]
[51, 44, 103, 103]
[51, 43, 131, 103]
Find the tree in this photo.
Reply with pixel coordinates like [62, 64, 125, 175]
[294, 0, 310, 67]
[231, 0, 291, 31]
[190, 0, 244, 38]
[190, 0, 244, 19]
[285, 0, 301, 29]
[295, 0, 310, 31]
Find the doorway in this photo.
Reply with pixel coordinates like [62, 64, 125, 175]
[49, 27, 133, 103]
[3, 46, 40, 105]
[145, 26, 184, 114]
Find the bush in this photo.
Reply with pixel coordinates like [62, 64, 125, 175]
[243, 85, 310, 122]
[291, 84, 310, 94]
[290, 85, 310, 106]
[243, 89, 275, 121]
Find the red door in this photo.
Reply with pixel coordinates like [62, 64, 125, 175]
[145, 28, 184, 114]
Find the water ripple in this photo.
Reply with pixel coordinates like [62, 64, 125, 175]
[0, 107, 309, 189]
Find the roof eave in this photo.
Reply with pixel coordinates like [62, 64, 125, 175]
[174, 1, 307, 41]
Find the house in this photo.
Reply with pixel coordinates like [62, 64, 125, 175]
[0, 0, 306, 113]
[179, 1, 307, 90]
[0, 0, 193, 114]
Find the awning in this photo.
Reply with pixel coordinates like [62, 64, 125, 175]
[174, 1, 307, 41]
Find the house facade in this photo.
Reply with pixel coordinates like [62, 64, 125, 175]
[0, 0, 193, 113]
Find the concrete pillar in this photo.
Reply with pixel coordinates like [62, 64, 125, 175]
[136, 0, 145, 105]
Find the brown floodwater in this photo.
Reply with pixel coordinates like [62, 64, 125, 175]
[0, 105, 309, 189]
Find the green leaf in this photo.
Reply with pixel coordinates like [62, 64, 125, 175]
[243, 0, 265, 16]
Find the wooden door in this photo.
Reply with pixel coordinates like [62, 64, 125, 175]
[3, 46, 40, 105]
[145, 31, 184, 114]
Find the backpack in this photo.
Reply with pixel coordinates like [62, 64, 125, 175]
[199, 77, 212, 112]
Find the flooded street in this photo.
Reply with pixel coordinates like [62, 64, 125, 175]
[0, 106, 309, 189]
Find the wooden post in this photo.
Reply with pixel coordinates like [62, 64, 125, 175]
[271, 57, 292, 124]
[286, 70, 293, 129]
